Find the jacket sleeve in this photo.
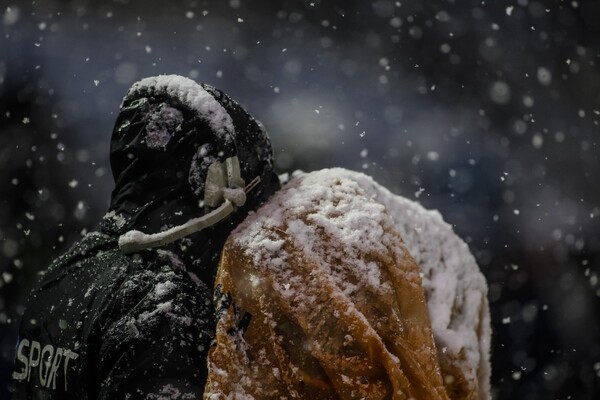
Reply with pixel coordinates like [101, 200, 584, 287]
[95, 264, 213, 399]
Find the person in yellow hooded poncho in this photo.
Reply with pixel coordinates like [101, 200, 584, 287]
[205, 168, 491, 400]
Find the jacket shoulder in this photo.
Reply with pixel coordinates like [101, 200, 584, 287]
[95, 249, 213, 398]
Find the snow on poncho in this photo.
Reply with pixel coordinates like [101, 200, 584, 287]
[205, 168, 491, 400]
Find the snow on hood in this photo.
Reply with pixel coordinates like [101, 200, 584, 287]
[124, 75, 235, 147]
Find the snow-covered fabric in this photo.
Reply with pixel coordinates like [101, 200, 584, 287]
[206, 168, 490, 400]
[331, 168, 491, 399]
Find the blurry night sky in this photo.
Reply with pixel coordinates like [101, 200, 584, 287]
[1, 0, 599, 398]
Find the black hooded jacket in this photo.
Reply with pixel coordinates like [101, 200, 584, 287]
[11, 75, 280, 399]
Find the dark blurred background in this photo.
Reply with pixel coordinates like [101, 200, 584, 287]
[1, 0, 599, 398]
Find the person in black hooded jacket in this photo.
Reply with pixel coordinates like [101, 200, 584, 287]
[10, 75, 281, 399]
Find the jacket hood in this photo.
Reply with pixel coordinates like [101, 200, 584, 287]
[101, 75, 280, 239]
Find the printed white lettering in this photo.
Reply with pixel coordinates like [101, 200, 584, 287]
[12, 337, 79, 391]
[39, 344, 54, 387]
[27, 340, 41, 382]
[46, 347, 63, 390]
[62, 350, 79, 391]
[11, 339, 30, 381]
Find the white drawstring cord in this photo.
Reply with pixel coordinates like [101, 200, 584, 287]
[118, 199, 235, 254]
[118, 156, 260, 254]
